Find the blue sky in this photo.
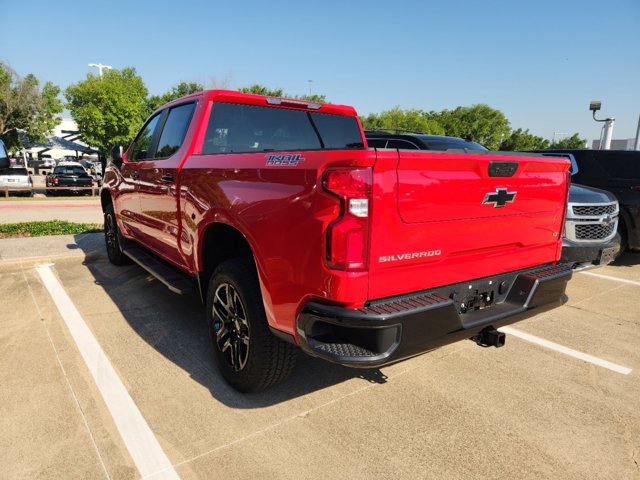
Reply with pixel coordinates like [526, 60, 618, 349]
[2, 0, 639, 143]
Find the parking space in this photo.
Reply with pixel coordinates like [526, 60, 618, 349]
[1, 251, 639, 480]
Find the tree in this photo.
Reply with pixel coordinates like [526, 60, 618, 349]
[239, 84, 285, 97]
[65, 67, 148, 155]
[433, 104, 511, 150]
[147, 81, 204, 112]
[0, 63, 63, 151]
[550, 133, 586, 149]
[500, 128, 549, 151]
[360, 107, 444, 135]
[239, 84, 327, 103]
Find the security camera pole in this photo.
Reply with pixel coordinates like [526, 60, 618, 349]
[589, 101, 615, 150]
[88, 63, 113, 78]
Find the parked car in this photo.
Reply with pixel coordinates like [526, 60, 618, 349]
[365, 130, 621, 269]
[539, 149, 640, 255]
[0, 166, 33, 197]
[46, 162, 94, 196]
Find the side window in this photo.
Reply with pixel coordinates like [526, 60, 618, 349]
[155, 103, 196, 159]
[0, 141, 8, 159]
[129, 114, 162, 161]
[387, 139, 419, 150]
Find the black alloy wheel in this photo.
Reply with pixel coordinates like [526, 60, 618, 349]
[206, 259, 297, 392]
[211, 282, 251, 371]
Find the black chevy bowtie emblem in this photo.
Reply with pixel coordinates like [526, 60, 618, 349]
[482, 188, 516, 208]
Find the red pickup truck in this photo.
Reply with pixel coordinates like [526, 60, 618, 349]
[102, 90, 572, 391]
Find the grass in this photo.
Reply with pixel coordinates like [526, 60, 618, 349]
[0, 220, 103, 239]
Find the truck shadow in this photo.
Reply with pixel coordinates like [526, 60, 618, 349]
[610, 251, 640, 268]
[75, 237, 387, 408]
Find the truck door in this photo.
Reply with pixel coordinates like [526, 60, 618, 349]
[129, 102, 196, 270]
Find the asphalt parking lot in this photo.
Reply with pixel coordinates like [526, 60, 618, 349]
[1, 240, 639, 480]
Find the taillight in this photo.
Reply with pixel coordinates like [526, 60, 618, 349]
[323, 168, 372, 271]
[54, 178, 58, 185]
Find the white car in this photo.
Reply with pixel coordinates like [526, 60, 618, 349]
[0, 166, 33, 197]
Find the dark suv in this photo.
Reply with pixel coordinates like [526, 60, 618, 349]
[365, 130, 621, 269]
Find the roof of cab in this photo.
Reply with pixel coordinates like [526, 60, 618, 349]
[161, 89, 359, 118]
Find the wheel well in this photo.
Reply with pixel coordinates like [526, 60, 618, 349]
[199, 223, 255, 298]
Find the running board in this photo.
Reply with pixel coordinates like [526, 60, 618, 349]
[122, 247, 195, 295]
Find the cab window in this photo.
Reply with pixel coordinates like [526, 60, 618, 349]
[129, 114, 162, 161]
[155, 103, 196, 158]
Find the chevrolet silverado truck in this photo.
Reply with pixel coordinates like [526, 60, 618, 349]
[102, 91, 572, 392]
[366, 131, 620, 269]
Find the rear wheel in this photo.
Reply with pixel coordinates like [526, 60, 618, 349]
[206, 258, 297, 392]
[104, 203, 131, 265]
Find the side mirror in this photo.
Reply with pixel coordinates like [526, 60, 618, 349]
[111, 145, 124, 168]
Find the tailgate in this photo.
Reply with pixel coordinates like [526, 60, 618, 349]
[368, 149, 570, 300]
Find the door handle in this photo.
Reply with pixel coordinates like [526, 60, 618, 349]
[131, 171, 140, 180]
[161, 175, 175, 183]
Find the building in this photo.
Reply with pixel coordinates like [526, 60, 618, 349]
[591, 138, 637, 150]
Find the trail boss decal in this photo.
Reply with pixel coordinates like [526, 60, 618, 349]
[266, 154, 305, 166]
[379, 250, 442, 263]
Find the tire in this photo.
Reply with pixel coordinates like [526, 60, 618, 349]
[104, 203, 131, 265]
[206, 258, 297, 392]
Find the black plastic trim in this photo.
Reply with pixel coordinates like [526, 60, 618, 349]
[296, 264, 571, 367]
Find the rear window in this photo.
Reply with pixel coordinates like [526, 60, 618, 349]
[6, 168, 28, 176]
[202, 103, 363, 154]
[54, 166, 87, 175]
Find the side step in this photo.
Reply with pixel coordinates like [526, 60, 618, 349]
[122, 247, 195, 295]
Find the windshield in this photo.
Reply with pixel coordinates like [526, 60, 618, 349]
[54, 166, 87, 175]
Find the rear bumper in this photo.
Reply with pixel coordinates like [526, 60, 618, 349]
[296, 264, 571, 367]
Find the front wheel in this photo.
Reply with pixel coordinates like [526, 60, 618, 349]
[206, 259, 297, 392]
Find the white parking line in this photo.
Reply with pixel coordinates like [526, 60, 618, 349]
[579, 271, 640, 287]
[36, 264, 180, 480]
[499, 326, 632, 375]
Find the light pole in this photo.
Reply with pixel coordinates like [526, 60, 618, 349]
[308, 79, 313, 96]
[589, 101, 615, 150]
[88, 63, 113, 78]
[552, 132, 567, 145]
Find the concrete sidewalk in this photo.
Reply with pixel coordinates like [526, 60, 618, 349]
[0, 233, 104, 270]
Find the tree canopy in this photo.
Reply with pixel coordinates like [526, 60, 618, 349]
[239, 84, 328, 103]
[0, 63, 63, 151]
[147, 81, 204, 113]
[65, 67, 149, 155]
[360, 107, 444, 135]
[432, 104, 511, 150]
[500, 128, 550, 151]
[549, 133, 586, 149]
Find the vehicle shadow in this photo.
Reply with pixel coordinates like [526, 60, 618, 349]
[610, 250, 640, 268]
[74, 235, 387, 408]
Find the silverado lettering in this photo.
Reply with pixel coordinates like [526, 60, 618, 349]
[379, 250, 442, 262]
[102, 90, 572, 392]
